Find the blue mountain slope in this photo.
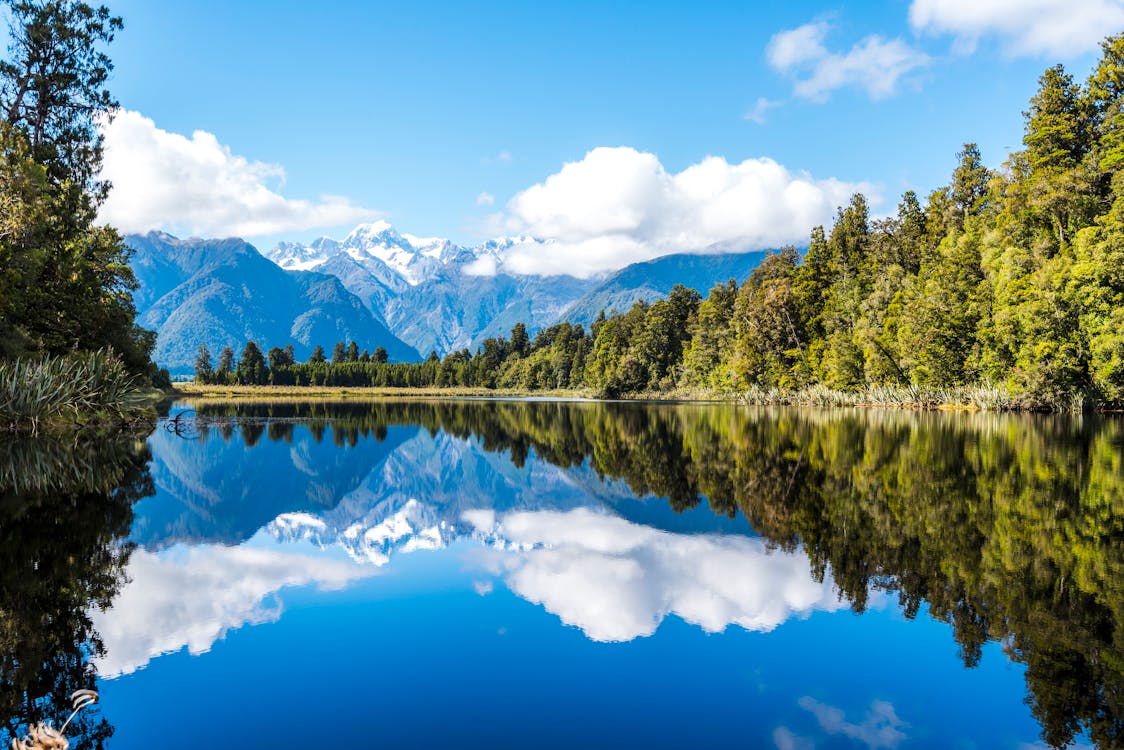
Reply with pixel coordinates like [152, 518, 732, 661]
[127, 232, 421, 374]
[385, 267, 594, 355]
[558, 250, 769, 328]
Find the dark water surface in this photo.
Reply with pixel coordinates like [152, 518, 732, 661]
[3, 400, 1121, 748]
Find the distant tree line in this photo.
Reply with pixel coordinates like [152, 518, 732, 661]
[192, 321, 592, 388]
[197, 35, 1124, 408]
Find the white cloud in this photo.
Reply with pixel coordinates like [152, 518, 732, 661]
[799, 697, 908, 749]
[463, 252, 501, 277]
[91, 543, 372, 677]
[910, 0, 1124, 58]
[486, 146, 869, 278]
[767, 21, 831, 70]
[98, 110, 380, 238]
[744, 97, 784, 125]
[767, 22, 930, 101]
[464, 508, 848, 642]
[476, 191, 496, 207]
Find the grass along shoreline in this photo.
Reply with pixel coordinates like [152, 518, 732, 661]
[173, 382, 596, 400]
[174, 381, 1104, 412]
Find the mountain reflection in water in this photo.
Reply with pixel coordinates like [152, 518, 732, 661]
[2, 400, 1121, 748]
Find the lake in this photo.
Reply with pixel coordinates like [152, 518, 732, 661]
[2, 399, 1119, 748]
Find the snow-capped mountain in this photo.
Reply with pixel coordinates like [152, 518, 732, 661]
[118, 221, 767, 362]
[264, 220, 525, 287]
[261, 222, 591, 355]
[125, 232, 422, 375]
[263, 428, 591, 565]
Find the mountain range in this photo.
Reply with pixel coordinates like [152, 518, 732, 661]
[127, 232, 420, 374]
[126, 222, 768, 374]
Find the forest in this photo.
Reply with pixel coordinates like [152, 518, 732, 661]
[200, 34, 1124, 410]
[0, 1, 155, 376]
[0, 1, 169, 431]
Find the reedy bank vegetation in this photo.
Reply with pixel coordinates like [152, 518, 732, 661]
[199, 37, 1124, 410]
[0, 350, 148, 433]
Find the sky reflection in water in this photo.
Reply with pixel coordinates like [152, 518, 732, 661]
[81, 401, 1098, 748]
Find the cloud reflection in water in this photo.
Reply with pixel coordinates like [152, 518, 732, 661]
[95, 505, 849, 678]
[466, 507, 848, 642]
[92, 544, 372, 677]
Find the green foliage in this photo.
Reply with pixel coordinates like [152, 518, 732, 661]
[1, 429, 150, 745]
[510, 322, 529, 357]
[951, 143, 992, 224]
[235, 341, 267, 385]
[1087, 34, 1124, 174]
[194, 343, 213, 382]
[897, 230, 986, 387]
[266, 345, 293, 371]
[682, 280, 737, 388]
[0, 349, 146, 432]
[0, 1, 156, 386]
[215, 346, 234, 377]
[728, 249, 804, 388]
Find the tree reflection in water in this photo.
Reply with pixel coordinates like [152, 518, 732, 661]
[188, 400, 1124, 748]
[0, 434, 152, 750]
[4, 399, 1123, 749]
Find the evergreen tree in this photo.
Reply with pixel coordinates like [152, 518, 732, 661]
[0, 1, 154, 374]
[194, 343, 213, 383]
[1088, 33, 1124, 180]
[346, 340, 359, 362]
[897, 231, 986, 387]
[633, 285, 700, 388]
[950, 143, 990, 226]
[818, 194, 870, 389]
[682, 280, 738, 388]
[373, 346, 388, 364]
[729, 249, 804, 388]
[236, 341, 268, 385]
[794, 224, 832, 375]
[308, 345, 326, 364]
[331, 341, 346, 364]
[216, 346, 234, 379]
[267, 346, 293, 370]
[510, 323, 530, 357]
[1025, 65, 1088, 172]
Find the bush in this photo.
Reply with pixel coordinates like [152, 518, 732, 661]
[0, 350, 148, 432]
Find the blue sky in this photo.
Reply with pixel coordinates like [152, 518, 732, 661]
[95, 0, 1118, 271]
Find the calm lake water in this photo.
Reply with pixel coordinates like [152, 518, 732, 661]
[3, 399, 1120, 748]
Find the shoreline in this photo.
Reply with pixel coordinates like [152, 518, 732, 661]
[170, 382, 1112, 412]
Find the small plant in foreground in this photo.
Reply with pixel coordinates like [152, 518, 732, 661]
[10, 690, 98, 750]
[0, 351, 145, 432]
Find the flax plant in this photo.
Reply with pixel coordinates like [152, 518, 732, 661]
[0, 350, 145, 432]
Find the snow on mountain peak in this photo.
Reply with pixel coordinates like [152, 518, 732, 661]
[344, 220, 397, 244]
[264, 222, 547, 286]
